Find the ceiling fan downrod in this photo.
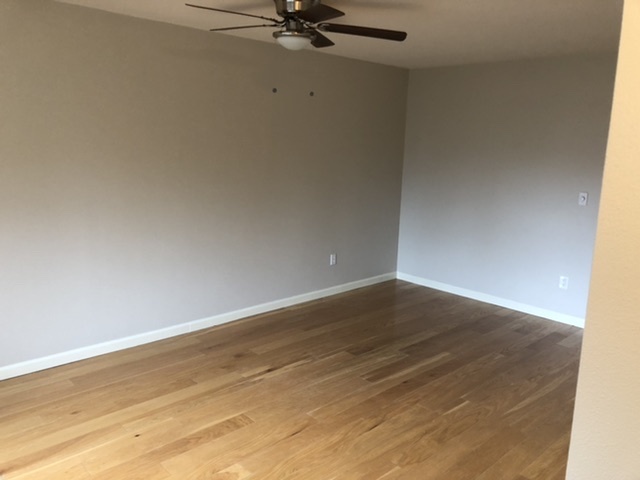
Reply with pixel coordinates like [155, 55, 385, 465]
[274, 0, 319, 17]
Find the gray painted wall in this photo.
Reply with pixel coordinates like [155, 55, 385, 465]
[398, 55, 617, 319]
[0, 0, 408, 367]
[0, 0, 620, 373]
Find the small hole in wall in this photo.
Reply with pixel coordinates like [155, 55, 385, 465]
[272, 87, 278, 93]
[309, 91, 315, 97]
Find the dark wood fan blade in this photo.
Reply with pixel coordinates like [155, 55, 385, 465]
[185, 3, 279, 23]
[210, 24, 278, 32]
[297, 4, 345, 23]
[318, 23, 407, 42]
[311, 30, 335, 48]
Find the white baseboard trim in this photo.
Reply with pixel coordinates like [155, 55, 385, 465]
[0, 273, 396, 381]
[186, 273, 396, 332]
[397, 272, 585, 328]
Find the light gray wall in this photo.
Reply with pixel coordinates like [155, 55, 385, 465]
[0, 0, 408, 367]
[398, 55, 617, 319]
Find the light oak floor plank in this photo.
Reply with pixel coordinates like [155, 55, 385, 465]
[0, 280, 582, 479]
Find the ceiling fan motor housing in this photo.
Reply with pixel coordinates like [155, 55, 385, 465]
[274, 0, 320, 17]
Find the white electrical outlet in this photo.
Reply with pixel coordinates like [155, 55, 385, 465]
[329, 253, 337, 266]
[559, 276, 569, 290]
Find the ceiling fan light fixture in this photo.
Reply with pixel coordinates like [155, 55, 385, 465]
[273, 30, 314, 50]
[187, 2, 407, 51]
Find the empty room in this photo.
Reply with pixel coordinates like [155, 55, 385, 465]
[1, 0, 639, 479]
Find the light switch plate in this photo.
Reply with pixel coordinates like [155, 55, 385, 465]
[579, 192, 589, 206]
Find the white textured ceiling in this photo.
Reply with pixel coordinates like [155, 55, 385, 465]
[54, 0, 623, 69]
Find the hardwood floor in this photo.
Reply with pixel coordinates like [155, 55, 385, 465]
[0, 280, 582, 479]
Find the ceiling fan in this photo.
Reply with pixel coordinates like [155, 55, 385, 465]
[186, 0, 408, 51]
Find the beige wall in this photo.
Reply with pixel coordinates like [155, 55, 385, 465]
[566, 1, 640, 477]
[0, 0, 408, 369]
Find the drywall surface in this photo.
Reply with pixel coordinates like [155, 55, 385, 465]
[0, 0, 407, 368]
[566, 1, 640, 478]
[398, 55, 617, 319]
